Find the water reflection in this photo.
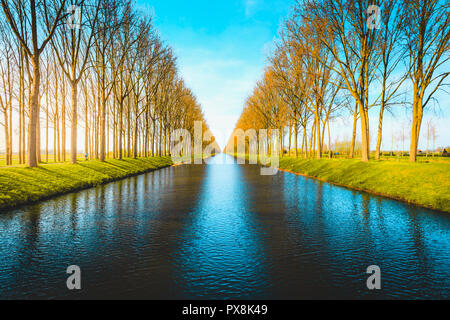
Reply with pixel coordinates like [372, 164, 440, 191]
[0, 154, 448, 299]
[277, 170, 450, 299]
[174, 156, 269, 299]
[0, 165, 205, 299]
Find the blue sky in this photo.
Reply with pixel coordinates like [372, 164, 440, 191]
[135, 0, 449, 150]
[136, 0, 293, 148]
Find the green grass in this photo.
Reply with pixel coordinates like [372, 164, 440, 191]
[232, 153, 450, 213]
[0, 156, 173, 211]
[282, 151, 450, 163]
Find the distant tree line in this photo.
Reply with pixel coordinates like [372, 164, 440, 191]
[226, 0, 449, 162]
[0, 0, 214, 167]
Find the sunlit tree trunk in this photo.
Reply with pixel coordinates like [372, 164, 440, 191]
[349, 104, 358, 158]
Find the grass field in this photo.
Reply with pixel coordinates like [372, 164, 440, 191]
[0, 156, 173, 211]
[283, 151, 450, 163]
[232, 153, 450, 213]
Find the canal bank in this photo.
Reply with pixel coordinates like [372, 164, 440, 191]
[0, 157, 173, 211]
[230, 153, 450, 213]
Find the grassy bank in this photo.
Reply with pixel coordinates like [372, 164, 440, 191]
[232, 153, 450, 213]
[0, 157, 173, 211]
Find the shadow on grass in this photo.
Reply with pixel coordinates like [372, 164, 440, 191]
[0, 157, 173, 211]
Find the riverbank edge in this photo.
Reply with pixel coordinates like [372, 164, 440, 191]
[228, 153, 450, 213]
[0, 157, 174, 212]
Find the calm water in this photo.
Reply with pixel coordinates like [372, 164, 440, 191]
[0, 154, 449, 299]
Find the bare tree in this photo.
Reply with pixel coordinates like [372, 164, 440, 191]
[49, 0, 100, 163]
[1, 0, 66, 167]
[307, 0, 382, 161]
[401, 0, 449, 162]
[374, 0, 407, 160]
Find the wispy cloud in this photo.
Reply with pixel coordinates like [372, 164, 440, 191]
[245, 0, 258, 18]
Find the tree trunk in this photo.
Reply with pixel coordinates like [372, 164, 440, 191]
[375, 100, 385, 160]
[118, 102, 123, 159]
[159, 122, 162, 156]
[8, 93, 12, 164]
[349, 103, 358, 158]
[61, 79, 66, 162]
[99, 94, 106, 161]
[126, 97, 131, 157]
[294, 123, 298, 158]
[327, 119, 332, 159]
[409, 96, 423, 162]
[144, 112, 149, 157]
[4, 110, 10, 165]
[305, 128, 309, 158]
[56, 107, 60, 162]
[36, 94, 41, 163]
[70, 80, 78, 164]
[18, 50, 24, 164]
[309, 121, 315, 158]
[22, 92, 26, 164]
[27, 59, 40, 168]
[151, 119, 156, 157]
[133, 116, 138, 159]
[288, 123, 292, 157]
[315, 114, 321, 159]
[359, 107, 370, 162]
[19, 95, 22, 164]
[84, 82, 89, 158]
[45, 82, 49, 163]
[106, 110, 109, 159]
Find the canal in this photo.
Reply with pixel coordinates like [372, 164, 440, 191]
[0, 154, 449, 299]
